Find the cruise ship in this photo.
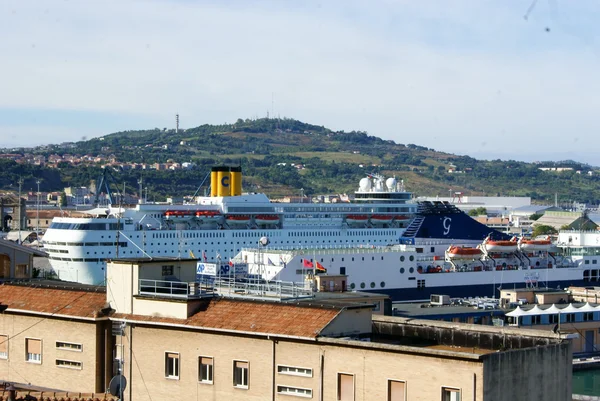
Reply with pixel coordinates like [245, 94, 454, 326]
[240, 201, 591, 301]
[42, 166, 415, 285]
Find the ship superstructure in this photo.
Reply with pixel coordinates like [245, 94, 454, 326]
[240, 201, 589, 301]
[42, 166, 415, 285]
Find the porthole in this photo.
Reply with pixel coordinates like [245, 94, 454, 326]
[380, 282, 385, 288]
[400, 267, 405, 274]
[409, 255, 414, 262]
[370, 282, 376, 288]
[350, 283, 356, 290]
[400, 256, 405, 262]
[360, 282, 366, 289]
[409, 267, 414, 273]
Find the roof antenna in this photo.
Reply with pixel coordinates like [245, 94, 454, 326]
[523, 0, 538, 21]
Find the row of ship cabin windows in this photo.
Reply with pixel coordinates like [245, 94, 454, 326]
[507, 312, 598, 326]
[163, 352, 460, 401]
[0, 337, 82, 369]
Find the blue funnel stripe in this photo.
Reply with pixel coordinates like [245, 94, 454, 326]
[400, 201, 512, 243]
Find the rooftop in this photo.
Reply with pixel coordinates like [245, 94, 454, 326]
[0, 283, 107, 320]
[112, 297, 343, 339]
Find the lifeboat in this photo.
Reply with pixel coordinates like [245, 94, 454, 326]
[164, 210, 194, 221]
[482, 236, 518, 253]
[446, 246, 482, 260]
[226, 215, 251, 226]
[346, 215, 369, 225]
[518, 236, 552, 251]
[195, 210, 223, 224]
[255, 214, 280, 225]
[370, 214, 394, 225]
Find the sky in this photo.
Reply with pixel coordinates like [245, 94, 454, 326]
[1, 0, 600, 166]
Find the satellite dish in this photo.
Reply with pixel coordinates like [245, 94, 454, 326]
[109, 375, 127, 396]
[259, 236, 269, 246]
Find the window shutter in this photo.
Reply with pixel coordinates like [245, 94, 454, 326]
[27, 339, 41, 354]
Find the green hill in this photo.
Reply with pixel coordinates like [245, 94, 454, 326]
[1, 118, 599, 204]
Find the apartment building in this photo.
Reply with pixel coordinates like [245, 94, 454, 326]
[0, 258, 574, 400]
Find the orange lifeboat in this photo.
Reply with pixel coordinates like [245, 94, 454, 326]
[346, 215, 369, 225]
[195, 210, 222, 224]
[518, 236, 552, 251]
[446, 246, 482, 260]
[482, 236, 518, 253]
[226, 215, 251, 226]
[370, 214, 393, 225]
[164, 210, 194, 221]
[255, 214, 280, 225]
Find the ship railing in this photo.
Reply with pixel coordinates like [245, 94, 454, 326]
[213, 277, 313, 300]
[138, 278, 215, 299]
[240, 245, 417, 256]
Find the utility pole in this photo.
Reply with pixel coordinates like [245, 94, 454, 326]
[17, 177, 23, 244]
[36, 179, 41, 248]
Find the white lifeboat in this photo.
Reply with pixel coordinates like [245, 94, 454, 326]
[446, 245, 482, 260]
[255, 214, 280, 225]
[346, 215, 368, 226]
[226, 215, 251, 226]
[370, 214, 393, 225]
[518, 236, 552, 251]
[482, 236, 518, 253]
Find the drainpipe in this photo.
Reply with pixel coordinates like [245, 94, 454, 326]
[271, 336, 276, 401]
[319, 352, 324, 401]
[473, 373, 477, 401]
[128, 324, 133, 401]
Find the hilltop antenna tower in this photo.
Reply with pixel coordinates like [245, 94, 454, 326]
[175, 114, 179, 133]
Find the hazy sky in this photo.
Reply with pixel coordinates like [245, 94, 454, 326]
[1, 0, 599, 166]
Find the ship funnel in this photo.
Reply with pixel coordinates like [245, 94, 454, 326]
[210, 166, 242, 197]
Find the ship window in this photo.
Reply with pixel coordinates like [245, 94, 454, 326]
[400, 268, 405, 274]
[409, 256, 414, 261]
[380, 282, 385, 288]
[409, 267, 414, 273]
[360, 282, 365, 289]
[350, 283, 355, 289]
[400, 256, 405, 262]
[370, 282, 375, 288]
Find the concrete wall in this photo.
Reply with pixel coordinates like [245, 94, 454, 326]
[321, 307, 372, 337]
[482, 342, 572, 401]
[0, 314, 108, 393]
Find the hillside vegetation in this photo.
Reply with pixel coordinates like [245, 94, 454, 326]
[1, 118, 599, 204]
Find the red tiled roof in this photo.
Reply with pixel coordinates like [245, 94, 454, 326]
[0, 284, 107, 320]
[113, 298, 341, 339]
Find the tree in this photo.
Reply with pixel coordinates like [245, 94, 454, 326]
[532, 224, 557, 237]
[529, 213, 543, 221]
[468, 207, 487, 217]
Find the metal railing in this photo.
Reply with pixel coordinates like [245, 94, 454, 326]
[138, 278, 216, 299]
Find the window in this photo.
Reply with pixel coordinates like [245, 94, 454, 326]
[278, 365, 313, 377]
[56, 359, 82, 369]
[26, 338, 42, 363]
[0, 335, 7, 359]
[388, 380, 406, 401]
[566, 314, 575, 323]
[162, 265, 174, 276]
[442, 387, 461, 401]
[584, 312, 594, 321]
[532, 315, 541, 325]
[56, 341, 83, 352]
[165, 352, 179, 379]
[199, 356, 214, 384]
[233, 360, 249, 388]
[277, 385, 313, 398]
[337, 373, 354, 401]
